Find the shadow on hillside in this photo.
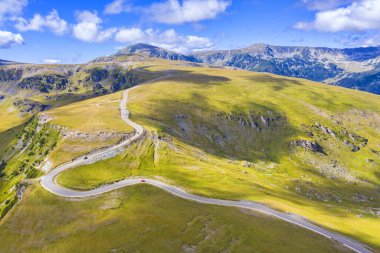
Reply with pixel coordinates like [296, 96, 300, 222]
[137, 89, 300, 163]
[245, 75, 305, 91]
[374, 171, 380, 181]
[45, 92, 102, 107]
[134, 67, 231, 86]
[0, 122, 28, 157]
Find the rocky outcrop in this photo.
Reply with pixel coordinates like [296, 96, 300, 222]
[308, 123, 368, 152]
[87, 68, 109, 82]
[18, 73, 68, 93]
[0, 68, 23, 82]
[85, 66, 138, 92]
[215, 111, 287, 131]
[291, 140, 325, 154]
[13, 98, 51, 114]
[110, 68, 138, 92]
[315, 123, 336, 138]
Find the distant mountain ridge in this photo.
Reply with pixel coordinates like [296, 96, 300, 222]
[95, 43, 380, 94]
[0, 59, 18, 66]
[91, 43, 198, 63]
[193, 44, 380, 94]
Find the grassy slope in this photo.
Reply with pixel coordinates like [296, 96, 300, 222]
[0, 97, 28, 132]
[0, 117, 60, 218]
[58, 60, 380, 250]
[0, 89, 133, 219]
[0, 184, 349, 253]
[48, 136, 123, 167]
[45, 91, 133, 166]
[46, 90, 133, 133]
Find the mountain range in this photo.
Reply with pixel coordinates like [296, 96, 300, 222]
[93, 43, 380, 94]
[1, 42, 380, 252]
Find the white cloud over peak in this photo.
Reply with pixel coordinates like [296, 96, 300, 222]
[0, 30, 23, 48]
[15, 9, 68, 35]
[0, 0, 28, 22]
[115, 28, 213, 53]
[145, 0, 231, 24]
[115, 27, 145, 42]
[71, 9, 214, 51]
[295, 0, 380, 32]
[73, 11, 116, 43]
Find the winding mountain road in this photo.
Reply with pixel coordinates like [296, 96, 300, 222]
[40, 77, 372, 253]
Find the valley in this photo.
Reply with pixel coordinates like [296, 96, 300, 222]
[0, 48, 379, 253]
[1, 0, 380, 252]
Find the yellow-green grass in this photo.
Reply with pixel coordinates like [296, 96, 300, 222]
[58, 134, 380, 250]
[57, 60, 380, 250]
[0, 184, 350, 253]
[0, 123, 25, 156]
[0, 97, 29, 132]
[48, 135, 123, 167]
[0, 117, 60, 218]
[45, 90, 133, 133]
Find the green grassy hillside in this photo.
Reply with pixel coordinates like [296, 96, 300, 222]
[57, 60, 380, 250]
[0, 62, 138, 133]
[0, 88, 133, 219]
[0, 184, 350, 253]
[1, 58, 379, 251]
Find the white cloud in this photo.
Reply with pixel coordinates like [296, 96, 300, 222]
[115, 27, 145, 42]
[295, 0, 380, 32]
[105, 0, 124, 14]
[15, 9, 68, 35]
[73, 11, 116, 42]
[42, 58, 61, 64]
[0, 30, 23, 48]
[339, 32, 380, 47]
[300, 0, 354, 11]
[145, 0, 231, 24]
[361, 36, 380, 47]
[115, 28, 213, 53]
[104, 0, 133, 14]
[0, 0, 27, 22]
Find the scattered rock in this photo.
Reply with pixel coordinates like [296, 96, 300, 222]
[291, 140, 326, 154]
[315, 122, 336, 137]
[241, 161, 253, 167]
[315, 160, 356, 182]
[16, 183, 27, 200]
[366, 159, 374, 163]
[372, 208, 380, 217]
[215, 111, 287, 131]
[0, 68, 23, 82]
[343, 140, 360, 152]
[18, 73, 68, 92]
[13, 98, 51, 114]
[371, 149, 380, 157]
[352, 193, 369, 203]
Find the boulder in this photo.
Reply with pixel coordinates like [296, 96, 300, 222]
[291, 140, 326, 154]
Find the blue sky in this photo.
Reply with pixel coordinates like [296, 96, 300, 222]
[0, 0, 379, 63]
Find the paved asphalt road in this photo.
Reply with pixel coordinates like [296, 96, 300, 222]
[40, 81, 373, 253]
